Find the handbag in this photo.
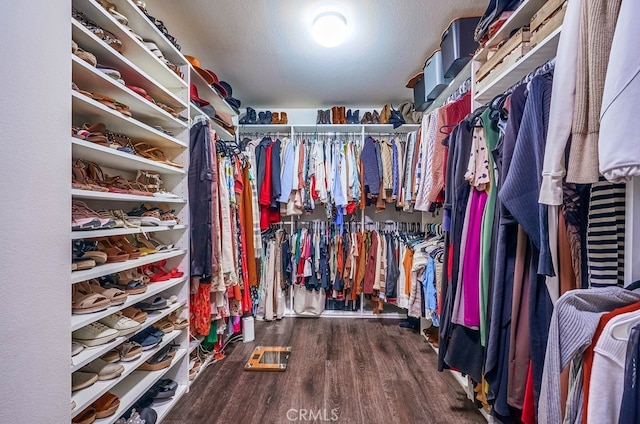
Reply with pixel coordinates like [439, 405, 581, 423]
[388, 104, 406, 129]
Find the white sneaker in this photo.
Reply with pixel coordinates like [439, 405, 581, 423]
[72, 322, 119, 347]
[99, 312, 141, 336]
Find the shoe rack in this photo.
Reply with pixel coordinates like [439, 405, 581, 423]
[70, 0, 193, 421]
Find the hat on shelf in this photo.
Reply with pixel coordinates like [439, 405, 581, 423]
[184, 55, 214, 85]
[189, 84, 209, 107]
[215, 110, 233, 127]
[219, 80, 241, 113]
[199, 104, 216, 119]
[205, 69, 228, 98]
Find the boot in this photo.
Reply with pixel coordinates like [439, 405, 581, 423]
[316, 110, 322, 124]
[280, 112, 288, 124]
[331, 106, 339, 124]
[380, 104, 391, 124]
[264, 111, 272, 124]
[250, 108, 257, 124]
[360, 111, 372, 124]
[272, 112, 279, 124]
[324, 109, 331, 124]
[239, 107, 250, 124]
[372, 110, 380, 124]
[340, 106, 347, 124]
[258, 111, 266, 124]
[352, 109, 360, 124]
[346, 109, 352, 124]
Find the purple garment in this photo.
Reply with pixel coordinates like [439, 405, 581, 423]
[361, 136, 380, 196]
[461, 188, 488, 327]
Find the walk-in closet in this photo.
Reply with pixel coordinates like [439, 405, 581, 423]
[2, 0, 640, 423]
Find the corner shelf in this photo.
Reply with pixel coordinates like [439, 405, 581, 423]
[72, 138, 185, 176]
[72, 188, 186, 204]
[71, 249, 187, 284]
[190, 104, 235, 141]
[71, 224, 187, 240]
[71, 276, 187, 331]
[72, 19, 186, 110]
[72, 55, 187, 130]
[73, 0, 186, 90]
[474, 25, 561, 103]
[72, 91, 187, 149]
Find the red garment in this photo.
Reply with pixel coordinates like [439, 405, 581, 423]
[190, 279, 212, 336]
[521, 360, 536, 424]
[259, 143, 280, 229]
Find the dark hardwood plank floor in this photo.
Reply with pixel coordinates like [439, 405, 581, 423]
[165, 318, 486, 424]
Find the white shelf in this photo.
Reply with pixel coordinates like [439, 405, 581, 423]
[73, 0, 186, 90]
[295, 124, 363, 133]
[188, 66, 237, 117]
[474, 0, 549, 61]
[72, 19, 186, 110]
[72, 55, 187, 130]
[190, 104, 235, 141]
[154, 384, 188, 422]
[363, 124, 421, 133]
[72, 91, 187, 149]
[100, 348, 188, 424]
[71, 224, 186, 240]
[72, 138, 185, 176]
[72, 188, 186, 204]
[474, 25, 561, 103]
[72, 300, 185, 373]
[72, 329, 184, 420]
[72, 276, 187, 331]
[188, 354, 217, 388]
[71, 249, 186, 284]
[424, 60, 472, 114]
[238, 124, 292, 134]
[109, 0, 186, 67]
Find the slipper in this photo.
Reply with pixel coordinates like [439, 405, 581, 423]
[167, 312, 188, 330]
[136, 296, 168, 311]
[138, 344, 176, 371]
[87, 279, 128, 305]
[101, 349, 120, 363]
[117, 341, 143, 361]
[72, 406, 96, 424]
[81, 358, 124, 380]
[117, 277, 147, 295]
[72, 371, 98, 392]
[153, 319, 174, 334]
[121, 306, 148, 323]
[72, 258, 97, 271]
[130, 327, 163, 350]
[92, 392, 120, 419]
[72, 284, 110, 314]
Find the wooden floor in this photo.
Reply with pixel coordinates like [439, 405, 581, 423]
[165, 318, 485, 424]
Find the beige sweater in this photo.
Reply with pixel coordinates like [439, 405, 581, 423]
[567, 0, 622, 183]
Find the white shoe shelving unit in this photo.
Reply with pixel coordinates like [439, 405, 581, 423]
[69, 0, 222, 421]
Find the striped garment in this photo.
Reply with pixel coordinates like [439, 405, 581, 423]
[587, 179, 626, 287]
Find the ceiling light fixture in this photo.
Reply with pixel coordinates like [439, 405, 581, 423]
[311, 10, 348, 48]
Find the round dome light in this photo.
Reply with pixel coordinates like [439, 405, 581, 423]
[311, 11, 348, 48]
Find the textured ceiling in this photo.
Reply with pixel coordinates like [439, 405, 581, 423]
[152, 0, 485, 108]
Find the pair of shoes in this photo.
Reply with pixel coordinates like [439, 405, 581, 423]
[72, 201, 117, 231]
[239, 107, 257, 124]
[270, 111, 288, 124]
[257, 111, 273, 124]
[346, 109, 360, 124]
[331, 106, 347, 124]
[316, 109, 331, 124]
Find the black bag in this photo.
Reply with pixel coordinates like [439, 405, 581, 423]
[388, 105, 406, 129]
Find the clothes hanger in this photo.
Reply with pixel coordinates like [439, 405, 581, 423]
[610, 310, 640, 341]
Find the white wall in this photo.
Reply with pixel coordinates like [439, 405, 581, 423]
[0, 2, 71, 422]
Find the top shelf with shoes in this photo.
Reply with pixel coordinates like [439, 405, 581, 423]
[73, 0, 186, 91]
[108, 0, 186, 67]
[238, 124, 292, 134]
[474, 0, 550, 62]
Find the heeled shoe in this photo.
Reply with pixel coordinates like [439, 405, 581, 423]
[372, 110, 381, 124]
[352, 109, 360, 124]
[271, 112, 279, 124]
[280, 112, 288, 124]
[346, 109, 352, 124]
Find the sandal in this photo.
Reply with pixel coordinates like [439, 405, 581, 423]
[110, 236, 141, 259]
[72, 161, 109, 192]
[93, 237, 130, 262]
[72, 406, 96, 424]
[87, 279, 128, 305]
[156, 259, 184, 279]
[136, 295, 168, 311]
[138, 346, 174, 371]
[133, 142, 183, 168]
[72, 127, 108, 146]
[167, 311, 188, 330]
[92, 92, 117, 110]
[121, 306, 147, 323]
[153, 318, 174, 334]
[72, 283, 110, 314]
[137, 233, 175, 252]
[100, 349, 120, 363]
[92, 392, 120, 419]
[72, 201, 116, 230]
[116, 341, 143, 361]
[72, 240, 108, 264]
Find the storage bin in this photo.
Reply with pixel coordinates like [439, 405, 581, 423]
[440, 17, 481, 78]
[423, 50, 449, 102]
[411, 74, 431, 112]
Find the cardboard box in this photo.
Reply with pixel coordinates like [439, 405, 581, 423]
[476, 27, 531, 82]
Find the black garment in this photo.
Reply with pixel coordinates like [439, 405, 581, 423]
[282, 238, 292, 287]
[188, 121, 213, 278]
[485, 84, 527, 420]
[438, 117, 474, 372]
[386, 234, 400, 299]
[619, 324, 640, 423]
[255, 136, 270, 197]
[270, 138, 282, 209]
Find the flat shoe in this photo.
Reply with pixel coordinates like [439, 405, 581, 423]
[72, 406, 96, 424]
[81, 358, 124, 381]
[72, 371, 98, 392]
[92, 392, 120, 419]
